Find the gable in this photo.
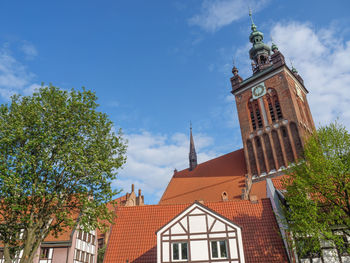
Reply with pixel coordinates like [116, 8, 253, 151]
[157, 202, 245, 263]
[104, 199, 289, 263]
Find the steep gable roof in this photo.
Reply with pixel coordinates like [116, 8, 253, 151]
[104, 199, 288, 263]
[159, 149, 253, 204]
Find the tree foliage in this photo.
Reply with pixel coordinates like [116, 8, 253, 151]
[0, 86, 126, 262]
[283, 122, 350, 257]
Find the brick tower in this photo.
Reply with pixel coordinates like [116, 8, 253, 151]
[230, 12, 315, 180]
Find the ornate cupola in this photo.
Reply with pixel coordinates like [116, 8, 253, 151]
[248, 10, 271, 73]
[189, 124, 197, 171]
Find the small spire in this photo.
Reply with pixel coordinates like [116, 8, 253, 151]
[271, 35, 278, 53]
[249, 8, 256, 31]
[189, 123, 197, 171]
[232, 58, 238, 76]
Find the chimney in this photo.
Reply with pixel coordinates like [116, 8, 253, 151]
[131, 184, 135, 193]
[138, 189, 141, 197]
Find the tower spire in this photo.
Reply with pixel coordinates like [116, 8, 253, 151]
[189, 122, 197, 171]
[248, 10, 271, 73]
[249, 8, 256, 32]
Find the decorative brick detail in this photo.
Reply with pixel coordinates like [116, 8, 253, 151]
[232, 66, 315, 183]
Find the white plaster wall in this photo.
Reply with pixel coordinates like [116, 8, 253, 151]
[171, 223, 186, 234]
[162, 242, 169, 262]
[190, 240, 209, 261]
[211, 221, 225, 232]
[229, 239, 238, 258]
[209, 233, 226, 238]
[189, 215, 206, 233]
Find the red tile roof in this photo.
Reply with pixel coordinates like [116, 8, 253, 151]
[159, 149, 268, 204]
[97, 195, 128, 239]
[272, 175, 288, 191]
[104, 199, 288, 263]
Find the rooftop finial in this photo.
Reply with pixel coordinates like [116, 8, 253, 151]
[249, 7, 256, 31]
[271, 35, 278, 53]
[232, 57, 239, 76]
[290, 59, 298, 73]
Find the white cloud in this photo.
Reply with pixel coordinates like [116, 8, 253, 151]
[20, 41, 38, 60]
[189, 0, 269, 32]
[270, 22, 350, 128]
[113, 131, 218, 204]
[0, 46, 39, 100]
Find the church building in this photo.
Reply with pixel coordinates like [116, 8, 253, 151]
[160, 11, 314, 204]
[103, 13, 324, 263]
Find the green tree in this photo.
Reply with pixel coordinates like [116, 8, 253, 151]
[0, 86, 126, 263]
[283, 122, 350, 257]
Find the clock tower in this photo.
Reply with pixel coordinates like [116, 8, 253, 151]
[230, 13, 315, 183]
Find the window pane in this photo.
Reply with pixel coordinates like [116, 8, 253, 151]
[211, 241, 218, 258]
[220, 240, 227, 258]
[173, 243, 179, 260]
[181, 243, 188, 260]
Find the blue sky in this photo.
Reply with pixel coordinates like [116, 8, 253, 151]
[1, 0, 350, 204]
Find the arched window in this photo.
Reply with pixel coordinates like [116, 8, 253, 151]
[248, 99, 263, 130]
[266, 89, 283, 122]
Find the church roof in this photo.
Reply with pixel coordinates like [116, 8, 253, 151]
[104, 199, 289, 263]
[159, 149, 248, 204]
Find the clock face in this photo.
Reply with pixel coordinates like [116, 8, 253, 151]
[253, 85, 264, 97]
[252, 83, 266, 99]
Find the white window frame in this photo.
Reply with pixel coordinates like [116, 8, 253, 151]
[210, 240, 228, 259]
[171, 242, 188, 261]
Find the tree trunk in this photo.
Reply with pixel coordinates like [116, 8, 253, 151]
[19, 227, 42, 263]
[4, 244, 13, 263]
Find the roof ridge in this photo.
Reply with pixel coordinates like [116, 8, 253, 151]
[118, 197, 272, 210]
[174, 148, 244, 175]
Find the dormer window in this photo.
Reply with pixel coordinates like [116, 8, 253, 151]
[172, 242, 188, 261]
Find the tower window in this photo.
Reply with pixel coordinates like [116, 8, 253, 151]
[267, 89, 282, 123]
[275, 100, 283, 119]
[250, 110, 256, 130]
[248, 99, 262, 130]
[256, 109, 263, 128]
[268, 102, 276, 122]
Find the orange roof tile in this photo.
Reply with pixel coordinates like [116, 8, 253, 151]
[104, 199, 288, 263]
[159, 149, 254, 204]
[272, 175, 288, 191]
[97, 195, 128, 239]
